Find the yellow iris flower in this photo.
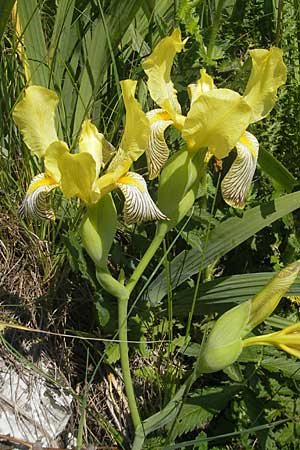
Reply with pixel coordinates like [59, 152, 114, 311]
[143, 29, 287, 208]
[13, 81, 167, 224]
[243, 323, 300, 358]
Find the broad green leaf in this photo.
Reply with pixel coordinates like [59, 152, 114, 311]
[73, 0, 143, 135]
[148, 191, 300, 305]
[170, 273, 300, 319]
[48, 0, 75, 84]
[240, 347, 300, 381]
[258, 147, 297, 192]
[17, 0, 48, 86]
[0, 0, 16, 41]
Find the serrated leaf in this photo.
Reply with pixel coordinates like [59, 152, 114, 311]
[105, 342, 120, 364]
[169, 386, 241, 439]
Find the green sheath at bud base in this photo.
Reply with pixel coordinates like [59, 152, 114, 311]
[196, 301, 250, 374]
[196, 261, 300, 374]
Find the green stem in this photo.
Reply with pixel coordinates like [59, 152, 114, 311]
[118, 295, 141, 430]
[207, 0, 227, 62]
[126, 230, 166, 295]
[185, 172, 221, 342]
[117, 229, 167, 431]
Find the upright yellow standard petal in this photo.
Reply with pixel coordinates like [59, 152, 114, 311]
[182, 88, 252, 157]
[187, 69, 215, 105]
[221, 131, 259, 208]
[13, 86, 59, 157]
[243, 48, 287, 123]
[119, 80, 151, 162]
[117, 172, 168, 224]
[79, 119, 103, 178]
[142, 29, 186, 120]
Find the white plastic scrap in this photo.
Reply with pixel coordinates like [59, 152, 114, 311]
[0, 357, 73, 445]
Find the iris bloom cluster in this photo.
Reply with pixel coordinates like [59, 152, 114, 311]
[14, 29, 286, 225]
[144, 29, 286, 208]
[13, 80, 167, 224]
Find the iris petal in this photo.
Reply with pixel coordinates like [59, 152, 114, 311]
[13, 86, 58, 157]
[142, 29, 186, 119]
[187, 69, 215, 105]
[146, 109, 173, 179]
[221, 131, 259, 208]
[244, 48, 287, 123]
[182, 88, 252, 157]
[117, 172, 168, 224]
[119, 79, 150, 162]
[19, 173, 58, 220]
[79, 119, 104, 178]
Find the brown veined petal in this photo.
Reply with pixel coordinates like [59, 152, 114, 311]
[116, 172, 168, 224]
[19, 173, 58, 220]
[221, 131, 259, 208]
[146, 109, 173, 179]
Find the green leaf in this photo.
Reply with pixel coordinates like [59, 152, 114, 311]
[148, 191, 300, 305]
[170, 272, 300, 319]
[73, 0, 143, 135]
[132, 384, 187, 450]
[168, 386, 241, 440]
[258, 147, 297, 192]
[0, 0, 16, 41]
[17, 0, 49, 86]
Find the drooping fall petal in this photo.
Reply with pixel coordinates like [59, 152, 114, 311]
[117, 172, 168, 224]
[182, 88, 252, 157]
[243, 48, 287, 123]
[146, 109, 173, 179]
[19, 173, 58, 220]
[221, 131, 259, 208]
[119, 79, 150, 162]
[13, 86, 58, 157]
[142, 28, 186, 121]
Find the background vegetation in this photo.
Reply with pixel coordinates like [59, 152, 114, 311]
[1, 0, 300, 449]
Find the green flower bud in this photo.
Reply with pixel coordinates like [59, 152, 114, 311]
[81, 194, 117, 267]
[197, 301, 250, 374]
[197, 261, 300, 374]
[157, 148, 205, 232]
